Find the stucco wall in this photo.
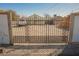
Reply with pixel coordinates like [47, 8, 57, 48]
[72, 16, 79, 42]
[0, 14, 10, 44]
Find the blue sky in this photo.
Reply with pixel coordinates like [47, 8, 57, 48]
[0, 3, 79, 16]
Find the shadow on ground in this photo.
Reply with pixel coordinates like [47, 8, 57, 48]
[58, 44, 79, 56]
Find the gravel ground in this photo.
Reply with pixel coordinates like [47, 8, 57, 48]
[0, 44, 79, 56]
[0, 44, 65, 56]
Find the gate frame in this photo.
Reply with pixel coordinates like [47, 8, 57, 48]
[0, 11, 13, 45]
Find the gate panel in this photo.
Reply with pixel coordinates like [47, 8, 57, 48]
[12, 20, 69, 43]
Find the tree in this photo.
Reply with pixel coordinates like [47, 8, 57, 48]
[0, 10, 5, 12]
[57, 15, 70, 30]
[8, 10, 20, 21]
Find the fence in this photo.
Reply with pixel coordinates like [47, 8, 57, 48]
[11, 19, 69, 43]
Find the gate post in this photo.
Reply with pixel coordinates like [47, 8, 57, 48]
[68, 13, 74, 44]
[69, 12, 79, 44]
[0, 11, 13, 46]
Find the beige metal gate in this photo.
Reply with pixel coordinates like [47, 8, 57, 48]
[11, 19, 69, 43]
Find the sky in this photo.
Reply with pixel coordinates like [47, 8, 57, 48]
[0, 3, 79, 16]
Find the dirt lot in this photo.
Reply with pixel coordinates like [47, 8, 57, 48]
[12, 25, 69, 43]
[0, 44, 65, 56]
[0, 44, 79, 56]
[1, 25, 69, 56]
[12, 25, 67, 36]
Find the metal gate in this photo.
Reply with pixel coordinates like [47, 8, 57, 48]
[11, 16, 69, 44]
